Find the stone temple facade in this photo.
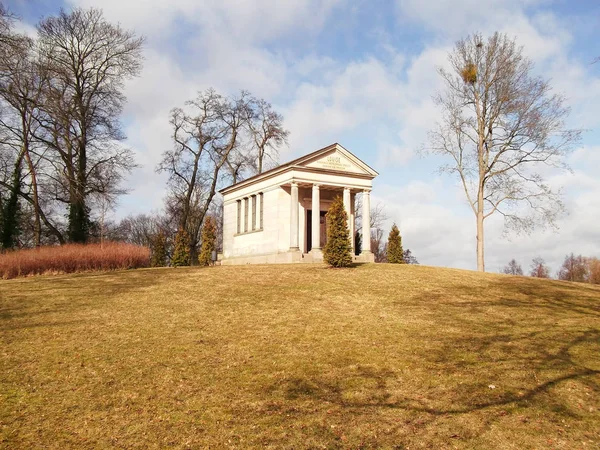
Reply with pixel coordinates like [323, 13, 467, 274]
[219, 143, 378, 265]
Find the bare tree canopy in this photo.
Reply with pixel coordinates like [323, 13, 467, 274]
[0, 26, 48, 247]
[158, 89, 253, 260]
[429, 32, 580, 271]
[248, 97, 289, 174]
[557, 253, 589, 282]
[530, 257, 550, 278]
[502, 258, 523, 275]
[35, 8, 143, 243]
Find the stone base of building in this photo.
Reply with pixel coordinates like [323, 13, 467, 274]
[220, 250, 374, 265]
[354, 252, 375, 263]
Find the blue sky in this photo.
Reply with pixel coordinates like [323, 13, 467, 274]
[7, 0, 600, 272]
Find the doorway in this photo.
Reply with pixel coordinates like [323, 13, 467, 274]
[306, 210, 327, 252]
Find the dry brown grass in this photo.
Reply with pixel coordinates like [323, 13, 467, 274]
[0, 242, 150, 279]
[1, 264, 599, 449]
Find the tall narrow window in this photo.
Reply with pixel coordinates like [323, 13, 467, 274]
[252, 195, 257, 231]
[236, 200, 241, 234]
[244, 197, 249, 232]
[259, 193, 264, 229]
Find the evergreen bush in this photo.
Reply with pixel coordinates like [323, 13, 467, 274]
[198, 217, 216, 267]
[323, 196, 352, 268]
[171, 228, 191, 267]
[387, 223, 405, 264]
[150, 231, 167, 267]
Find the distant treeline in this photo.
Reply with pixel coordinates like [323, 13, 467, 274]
[503, 254, 600, 284]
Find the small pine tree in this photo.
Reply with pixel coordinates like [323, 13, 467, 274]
[150, 231, 167, 267]
[323, 196, 352, 268]
[198, 217, 217, 267]
[171, 228, 191, 267]
[387, 223, 404, 264]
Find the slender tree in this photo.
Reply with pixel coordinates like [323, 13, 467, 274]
[429, 32, 580, 271]
[323, 196, 352, 267]
[387, 223, 404, 264]
[198, 216, 216, 266]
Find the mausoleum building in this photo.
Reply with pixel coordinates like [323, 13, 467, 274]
[219, 143, 378, 265]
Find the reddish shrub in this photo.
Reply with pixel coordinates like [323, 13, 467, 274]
[0, 242, 150, 279]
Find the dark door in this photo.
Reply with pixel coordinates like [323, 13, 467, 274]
[320, 212, 327, 247]
[307, 210, 327, 252]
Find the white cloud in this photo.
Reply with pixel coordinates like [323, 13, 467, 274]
[67, 0, 342, 43]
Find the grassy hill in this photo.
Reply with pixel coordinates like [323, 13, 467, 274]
[1, 264, 599, 449]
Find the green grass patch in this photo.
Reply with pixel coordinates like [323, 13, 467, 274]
[1, 264, 599, 448]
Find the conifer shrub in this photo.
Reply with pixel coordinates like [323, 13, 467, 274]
[198, 217, 217, 267]
[323, 196, 352, 268]
[387, 223, 405, 264]
[171, 228, 191, 267]
[150, 231, 167, 267]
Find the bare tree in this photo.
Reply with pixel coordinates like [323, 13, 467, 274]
[429, 32, 580, 271]
[371, 228, 387, 263]
[248, 97, 289, 174]
[587, 257, 600, 284]
[403, 249, 419, 264]
[0, 28, 49, 246]
[557, 253, 588, 282]
[502, 258, 523, 275]
[35, 8, 143, 243]
[529, 257, 550, 278]
[158, 89, 252, 260]
[116, 213, 166, 247]
[355, 196, 388, 231]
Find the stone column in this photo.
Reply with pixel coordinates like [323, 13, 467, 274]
[241, 197, 246, 233]
[343, 187, 352, 251]
[362, 189, 371, 255]
[253, 195, 259, 231]
[290, 182, 299, 251]
[311, 184, 321, 253]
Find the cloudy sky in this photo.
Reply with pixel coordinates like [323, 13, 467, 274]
[7, 0, 600, 272]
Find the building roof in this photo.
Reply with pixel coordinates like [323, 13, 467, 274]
[219, 143, 378, 195]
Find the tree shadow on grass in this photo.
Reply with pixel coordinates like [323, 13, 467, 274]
[266, 321, 599, 430]
[439, 277, 600, 318]
[0, 269, 168, 329]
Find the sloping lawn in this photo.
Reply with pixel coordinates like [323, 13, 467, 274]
[1, 264, 599, 449]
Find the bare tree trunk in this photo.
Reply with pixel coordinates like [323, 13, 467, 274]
[19, 110, 41, 247]
[22, 147, 41, 246]
[476, 203, 485, 272]
[257, 149, 263, 174]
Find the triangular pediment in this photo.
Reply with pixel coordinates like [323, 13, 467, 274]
[220, 143, 377, 195]
[299, 144, 377, 176]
